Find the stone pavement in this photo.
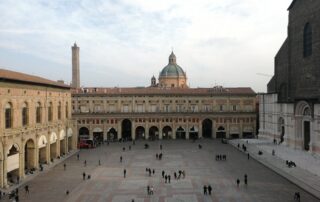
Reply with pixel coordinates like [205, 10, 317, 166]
[229, 138, 320, 200]
[5, 140, 320, 202]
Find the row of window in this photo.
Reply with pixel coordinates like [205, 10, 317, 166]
[4, 102, 69, 129]
[75, 104, 253, 113]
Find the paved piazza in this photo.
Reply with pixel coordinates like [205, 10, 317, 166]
[14, 140, 319, 202]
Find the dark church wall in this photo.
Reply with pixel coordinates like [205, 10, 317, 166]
[288, 0, 320, 101]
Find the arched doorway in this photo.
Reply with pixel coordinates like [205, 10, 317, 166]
[79, 127, 89, 140]
[189, 126, 199, 140]
[24, 140, 35, 170]
[278, 117, 285, 144]
[107, 128, 118, 141]
[162, 126, 172, 139]
[60, 130, 66, 156]
[38, 135, 48, 164]
[135, 126, 145, 140]
[149, 126, 159, 140]
[8, 144, 20, 183]
[176, 126, 186, 139]
[93, 127, 103, 145]
[50, 132, 58, 161]
[216, 126, 226, 138]
[202, 119, 212, 138]
[295, 101, 312, 151]
[122, 119, 132, 141]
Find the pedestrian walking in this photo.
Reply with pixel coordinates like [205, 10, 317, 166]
[147, 185, 150, 195]
[165, 175, 168, 183]
[152, 169, 155, 175]
[25, 185, 29, 194]
[149, 169, 151, 177]
[99, 159, 101, 166]
[168, 175, 171, 183]
[236, 179, 240, 187]
[77, 153, 79, 160]
[247, 153, 250, 160]
[124, 169, 127, 178]
[83, 172, 86, 180]
[244, 174, 248, 185]
[120, 156, 123, 163]
[162, 170, 165, 178]
[123, 147, 125, 151]
[174, 172, 177, 179]
[203, 185, 207, 195]
[150, 186, 154, 195]
[156, 153, 158, 159]
[208, 185, 212, 195]
[84, 160, 87, 167]
[64, 163, 66, 170]
[66, 190, 69, 195]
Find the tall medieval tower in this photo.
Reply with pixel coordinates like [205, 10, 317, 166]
[71, 43, 80, 88]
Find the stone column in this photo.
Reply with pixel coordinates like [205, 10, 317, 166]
[3, 154, 8, 188]
[226, 120, 230, 139]
[186, 120, 189, 139]
[46, 142, 51, 164]
[198, 121, 203, 138]
[19, 150, 24, 179]
[132, 120, 136, 140]
[172, 120, 176, 139]
[240, 119, 244, 138]
[159, 121, 163, 139]
[145, 121, 149, 140]
[212, 120, 216, 138]
[118, 120, 122, 140]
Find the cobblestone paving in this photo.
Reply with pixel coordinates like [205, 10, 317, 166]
[9, 140, 320, 202]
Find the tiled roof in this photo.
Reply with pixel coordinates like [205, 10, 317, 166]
[72, 86, 256, 96]
[0, 68, 70, 89]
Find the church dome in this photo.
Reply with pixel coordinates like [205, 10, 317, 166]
[159, 52, 186, 77]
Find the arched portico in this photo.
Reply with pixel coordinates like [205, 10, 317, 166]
[50, 132, 58, 161]
[135, 126, 145, 140]
[216, 126, 226, 138]
[8, 144, 20, 184]
[176, 126, 186, 139]
[122, 119, 132, 141]
[93, 127, 103, 144]
[67, 128, 73, 151]
[149, 126, 159, 140]
[162, 126, 172, 139]
[79, 127, 89, 140]
[202, 119, 212, 138]
[60, 130, 66, 156]
[38, 135, 48, 164]
[189, 126, 199, 140]
[107, 128, 118, 141]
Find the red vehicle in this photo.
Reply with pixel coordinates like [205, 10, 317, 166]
[78, 139, 95, 149]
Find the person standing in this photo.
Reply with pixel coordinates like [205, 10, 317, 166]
[162, 170, 165, 178]
[25, 185, 29, 194]
[77, 153, 79, 160]
[147, 186, 150, 195]
[124, 169, 127, 178]
[208, 185, 212, 195]
[120, 156, 123, 163]
[152, 169, 155, 175]
[165, 175, 168, 183]
[98, 159, 101, 166]
[236, 179, 240, 187]
[84, 160, 87, 167]
[64, 163, 66, 170]
[168, 175, 171, 183]
[247, 153, 250, 160]
[203, 185, 207, 195]
[83, 172, 86, 180]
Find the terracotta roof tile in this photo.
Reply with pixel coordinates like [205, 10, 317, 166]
[0, 68, 70, 89]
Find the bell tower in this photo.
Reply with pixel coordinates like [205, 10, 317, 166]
[71, 43, 80, 88]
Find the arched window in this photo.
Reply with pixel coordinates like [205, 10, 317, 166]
[303, 23, 312, 57]
[48, 102, 53, 122]
[22, 102, 28, 126]
[58, 102, 61, 120]
[65, 102, 69, 119]
[5, 102, 12, 128]
[36, 102, 41, 123]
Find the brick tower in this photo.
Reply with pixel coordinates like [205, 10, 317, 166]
[71, 43, 80, 88]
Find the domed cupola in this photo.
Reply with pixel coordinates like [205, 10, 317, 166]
[159, 52, 188, 88]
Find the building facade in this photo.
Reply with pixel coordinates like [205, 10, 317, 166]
[72, 50, 257, 142]
[259, 0, 320, 154]
[0, 69, 76, 188]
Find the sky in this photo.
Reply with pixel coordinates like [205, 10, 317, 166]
[0, 0, 293, 92]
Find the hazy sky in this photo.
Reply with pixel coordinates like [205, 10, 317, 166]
[0, 0, 293, 92]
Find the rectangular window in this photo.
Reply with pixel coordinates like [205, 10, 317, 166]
[137, 104, 144, 112]
[22, 108, 28, 126]
[58, 106, 61, 120]
[123, 105, 129, 113]
[48, 107, 52, 122]
[109, 105, 115, 113]
[150, 105, 157, 112]
[164, 105, 170, 112]
[65, 105, 68, 118]
[219, 105, 224, 112]
[94, 105, 102, 113]
[233, 105, 237, 111]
